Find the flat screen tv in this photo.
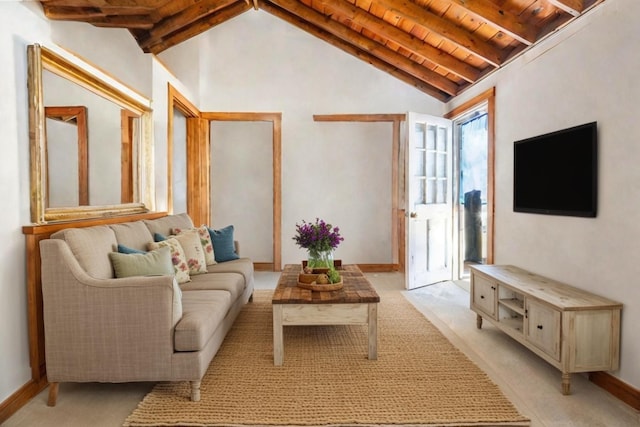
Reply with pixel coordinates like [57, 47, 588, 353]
[513, 122, 597, 217]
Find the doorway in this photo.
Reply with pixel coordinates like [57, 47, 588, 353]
[455, 108, 488, 276]
[447, 88, 495, 279]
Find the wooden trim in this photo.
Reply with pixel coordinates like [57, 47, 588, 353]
[201, 112, 281, 121]
[44, 106, 89, 206]
[167, 83, 200, 214]
[445, 87, 496, 265]
[203, 112, 282, 271]
[0, 378, 48, 424]
[254, 262, 275, 271]
[313, 114, 406, 122]
[357, 264, 400, 272]
[186, 118, 210, 226]
[313, 113, 406, 271]
[120, 109, 139, 203]
[589, 372, 640, 410]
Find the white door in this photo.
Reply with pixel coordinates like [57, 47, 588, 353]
[406, 112, 453, 289]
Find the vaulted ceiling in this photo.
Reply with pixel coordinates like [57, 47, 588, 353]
[38, 0, 605, 101]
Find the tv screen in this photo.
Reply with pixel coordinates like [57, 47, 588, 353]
[513, 122, 597, 217]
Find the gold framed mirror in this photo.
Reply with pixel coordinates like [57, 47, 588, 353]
[27, 44, 153, 223]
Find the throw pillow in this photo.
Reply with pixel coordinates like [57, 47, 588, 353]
[171, 229, 208, 275]
[109, 246, 174, 278]
[154, 232, 167, 242]
[173, 225, 216, 266]
[147, 238, 191, 284]
[117, 244, 146, 255]
[208, 225, 240, 262]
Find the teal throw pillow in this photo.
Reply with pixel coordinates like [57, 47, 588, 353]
[117, 244, 146, 254]
[154, 232, 168, 242]
[109, 246, 174, 278]
[207, 225, 239, 262]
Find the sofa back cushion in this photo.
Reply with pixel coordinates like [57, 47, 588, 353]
[144, 213, 194, 237]
[109, 221, 154, 252]
[51, 226, 117, 279]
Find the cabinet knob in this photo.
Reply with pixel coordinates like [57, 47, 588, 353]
[480, 295, 485, 299]
[537, 325, 543, 330]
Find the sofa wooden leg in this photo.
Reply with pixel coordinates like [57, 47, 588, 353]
[249, 292, 254, 302]
[190, 381, 201, 402]
[47, 382, 59, 407]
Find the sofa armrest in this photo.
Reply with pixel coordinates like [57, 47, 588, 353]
[40, 239, 180, 383]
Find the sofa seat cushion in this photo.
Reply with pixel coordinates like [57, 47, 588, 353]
[175, 290, 231, 351]
[181, 272, 245, 301]
[206, 258, 254, 286]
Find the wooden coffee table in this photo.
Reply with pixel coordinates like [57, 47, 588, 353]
[271, 264, 380, 366]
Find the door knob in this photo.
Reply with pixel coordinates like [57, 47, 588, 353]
[410, 212, 417, 218]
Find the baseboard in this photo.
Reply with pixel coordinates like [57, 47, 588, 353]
[589, 371, 640, 410]
[253, 262, 274, 271]
[357, 264, 400, 272]
[0, 378, 48, 424]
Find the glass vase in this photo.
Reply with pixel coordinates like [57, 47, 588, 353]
[307, 249, 334, 270]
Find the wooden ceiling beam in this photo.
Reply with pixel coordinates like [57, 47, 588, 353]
[372, 0, 506, 67]
[262, 0, 458, 98]
[41, 0, 166, 6]
[546, 0, 584, 17]
[260, 1, 451, 101]
[138, 0, 239, 51]
[317, 0, 480, 83]
[440, 0, 537, 45]
[144, 1, 252, 54]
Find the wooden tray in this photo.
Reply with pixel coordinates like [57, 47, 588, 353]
[296, 279, 343, 292]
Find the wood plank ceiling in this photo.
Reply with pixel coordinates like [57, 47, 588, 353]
[39, 0, 606, 101]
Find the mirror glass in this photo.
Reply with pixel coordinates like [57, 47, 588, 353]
[28, 44, 153, 223]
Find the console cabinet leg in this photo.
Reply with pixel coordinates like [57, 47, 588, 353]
[476, 314, 483, 329]
[562, 372, 571, 395]
[47, 382, 59, 407]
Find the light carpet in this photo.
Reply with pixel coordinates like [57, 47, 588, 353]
[124, 290, 530, 426]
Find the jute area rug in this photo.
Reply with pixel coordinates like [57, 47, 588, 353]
[124, 290, 530, 427]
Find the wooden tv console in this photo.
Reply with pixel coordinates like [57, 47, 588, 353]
[470, 265, 622, 395]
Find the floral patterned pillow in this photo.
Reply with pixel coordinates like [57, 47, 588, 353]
[173, 225, 216, 266]
[171, 229, 208, 275]
[147, 238, 191, 284]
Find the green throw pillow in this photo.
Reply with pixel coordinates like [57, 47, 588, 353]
[109, 246, 174, 278]
[207, 225, 240, 262]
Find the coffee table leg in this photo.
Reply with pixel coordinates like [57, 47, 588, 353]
[368, 303, 378, 360]
[273, 304, 284, 366]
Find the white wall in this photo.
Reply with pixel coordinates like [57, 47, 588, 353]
[448, 0, 640, 389]
[0, 2, 161, 403]
[160, 11, 443, 265]
[0, 1, 50, 403]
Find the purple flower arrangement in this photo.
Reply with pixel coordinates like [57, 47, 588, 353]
[292, 218, 344, 252]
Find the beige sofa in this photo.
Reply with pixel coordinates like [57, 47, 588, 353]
[39, 213, 254, 405]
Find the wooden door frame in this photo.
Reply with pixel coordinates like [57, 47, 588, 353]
[445, 87, 496, 269]
[167, 83, 200, 215]
[202, 112, 282, 272]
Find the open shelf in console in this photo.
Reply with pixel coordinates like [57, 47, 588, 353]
[498, 285, 524, 334]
